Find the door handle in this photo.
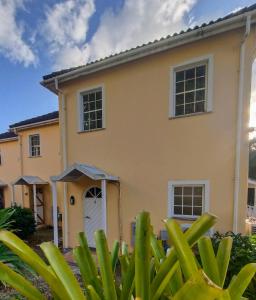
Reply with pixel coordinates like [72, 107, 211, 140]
[85, 216, 91, 219]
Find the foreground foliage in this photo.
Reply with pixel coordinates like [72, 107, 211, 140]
[0, 212, 255, 299]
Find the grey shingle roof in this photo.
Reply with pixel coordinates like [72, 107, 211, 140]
[0, 131, 18, 141]
[9, 111, 59, 129]
[42, 4, 256, 81]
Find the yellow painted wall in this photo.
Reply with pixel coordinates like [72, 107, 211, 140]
[57, 27, 256, 248]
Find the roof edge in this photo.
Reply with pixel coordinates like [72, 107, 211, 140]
[41, 9, 256, 94]
[10, 118, 59, 132]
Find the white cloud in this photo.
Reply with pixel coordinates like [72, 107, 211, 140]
[0, 0, 36, 66]
[43, 0, 197, 70]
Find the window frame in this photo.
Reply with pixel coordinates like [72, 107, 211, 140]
[77, 85, 105, 133]
[29, 134, 41, 158]
[168, 180, 210, 220]
[169, 55, 214, 118]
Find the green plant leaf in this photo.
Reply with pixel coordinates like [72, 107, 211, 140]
[198, 236, 220, 285]
[40, 242, 86, 300]
[0, 261, 46, 300]
[135, 211, 151, 300]
[95, 230, 117, 300]
[120, 253, 135, 300]
[111, 240, 119, 272]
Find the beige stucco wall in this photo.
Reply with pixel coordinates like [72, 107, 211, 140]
[0, 123, 62, 226]
[57, 28, 255, 247]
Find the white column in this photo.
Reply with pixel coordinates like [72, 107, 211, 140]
[101, 179, 107, 233]
[33, 184, 37, 225]
[51, 181, 58, 246]
[11, 184, 15, 206]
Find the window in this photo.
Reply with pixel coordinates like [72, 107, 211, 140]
[80, 87, 103, 132]
[168, 180, 209, 219]
[29, 134, 40, 157]
[170, 56, 213, 118]
[85, 187, 102, 198]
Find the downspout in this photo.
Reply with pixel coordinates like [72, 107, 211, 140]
[18, 133, 24, 207]
[55, 78, 69, 248]
[233, 15, 251, 233]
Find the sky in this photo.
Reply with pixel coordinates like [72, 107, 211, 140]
[0, 0, 255, 132]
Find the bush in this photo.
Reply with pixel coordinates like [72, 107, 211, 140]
[211, 231, 256, 299]
[8, 206, 36, 239]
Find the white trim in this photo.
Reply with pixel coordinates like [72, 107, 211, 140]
[77, 84, 105, 133]
[168, 180, 210, 219]
[169, 55, 214, 118]
[42, 12, 256, 93]
[10, 119, 59, 132]
[33, 184, 37, 225]
[101, 179, 107, 234]
[51, 181, 59, 246]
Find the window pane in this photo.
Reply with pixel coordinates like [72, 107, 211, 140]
[183, 196, 192, 206]
[185, 103, 194, 114]
[196, 65, 206, 77]
[84, 121, 89, 131]
[176, 105, 184, 116]
[195, 102, 205, 113]
[176, 71, 184, 82]
[90, 120, 96, 130]
[196, 90, 205, 101]
[84, 113, 89, 121]
[185, 92, 194, 104]
[183, 206, 192, 215]
[83, 94, 89, 102]
[176, 94, 184, 105]
[174, 206, 182, 215]
[174, 187, 182, 195]
[174, 196, 182, 205]
[196, 77, 205, 89]
[194, 196, 202, 206]
[184, 187, 192, 195]
[89, 93, 95, 101]
[185, 68, 195, 80]
[83, 102, 89, 112]
[97, 119, 102, 128]
[90, 111, 96, 120]
[185, 79, 195, 91]
[96, 91, 102, 100]
[194, 187, 203, 196]
[89, 101, 95, 110]
[193, 207, 202, 216]
[96, 100, 102, 109]
[176, 82, 184, 93]
[96, 110, 102, 120]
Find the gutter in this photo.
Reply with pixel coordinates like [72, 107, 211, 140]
[55, 78, 69, 248]
[10, 119, 59, 132]
[233, 15, 252, 233]
[0, 137, 18, 143]
[41, 11, 256, 94]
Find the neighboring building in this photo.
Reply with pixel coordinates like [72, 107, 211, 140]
[0, 111, 61, 226]
[40, 5, 256, 248]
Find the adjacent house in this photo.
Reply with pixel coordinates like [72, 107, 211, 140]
[41, 5, 256, 249]
[0, 112, 61, 226]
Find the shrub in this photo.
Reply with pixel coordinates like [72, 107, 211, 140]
[211, 231, 256, 299]
[8, 206, 36, 239]
[0, 212, 255, 299]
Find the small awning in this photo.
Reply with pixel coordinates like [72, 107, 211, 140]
[0, 180, 7, 187]
[13, 176, 48, 186]
[51, 163, 119, 182]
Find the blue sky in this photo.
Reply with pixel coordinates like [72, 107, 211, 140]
[0, 0, 255, 132]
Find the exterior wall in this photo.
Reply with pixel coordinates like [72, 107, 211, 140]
[58, 28, 255, 247]
[0, 123, 62, 226]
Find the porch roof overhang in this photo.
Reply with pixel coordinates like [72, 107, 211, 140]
[0, 180, 7, 187]
[13, 176, 48, 186]
[51, 163, 119, 182]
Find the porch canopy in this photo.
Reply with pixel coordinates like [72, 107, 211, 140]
[0, 180, 7, 187]
[12, 176, 48, 224]
[51, 163, 119, 247]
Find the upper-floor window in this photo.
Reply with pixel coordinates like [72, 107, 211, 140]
[29, 134, 40, 157]
[168, 180, 209, 219]
[170, 56, 213, 118]
[79, 87, 104, 132]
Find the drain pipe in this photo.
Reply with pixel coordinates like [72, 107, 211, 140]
[55, 78, 69, 248]
[233, 15, 251, 233]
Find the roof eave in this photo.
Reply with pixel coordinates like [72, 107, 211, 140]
[42, 10, 256, 94]
[10, 118, 59, 132]
[0, 137, 18, 143]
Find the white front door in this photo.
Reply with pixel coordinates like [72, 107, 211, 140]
[84, 187, 103, 248]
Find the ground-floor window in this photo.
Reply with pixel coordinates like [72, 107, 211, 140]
[168, 180, 209, 219]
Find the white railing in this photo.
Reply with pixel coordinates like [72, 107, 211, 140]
[247, 205, 256, 217]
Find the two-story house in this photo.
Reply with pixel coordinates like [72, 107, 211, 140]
[0, 111, 62, 226]
[42, 5, 256, 248]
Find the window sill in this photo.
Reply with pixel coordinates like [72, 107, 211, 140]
[169, 110, 212, 120]
[77, 128, 105, 134]
[28, 156, 42, 159]
[171, 216, 198, 221]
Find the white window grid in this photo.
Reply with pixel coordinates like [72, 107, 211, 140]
[174, 62, 208, 117]
[173, 185, 204, 218]
[30, 134, 40, 157]
[82, 88, 103, 132]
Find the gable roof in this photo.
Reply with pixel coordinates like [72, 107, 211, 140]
[9, 111, 59, 130]
[13, 176, 48, 186]
[42, 4, 256, 93]
[0, 131, 18, 142]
